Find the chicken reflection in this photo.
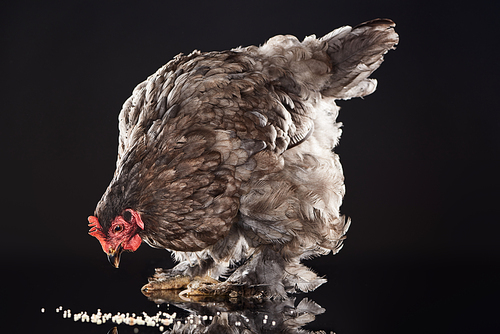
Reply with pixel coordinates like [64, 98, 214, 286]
[142, 290, 326, 334]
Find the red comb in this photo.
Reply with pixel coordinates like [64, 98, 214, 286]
[88, 216, 107, 252]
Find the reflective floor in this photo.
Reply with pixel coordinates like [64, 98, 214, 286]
[8, 256, 498, 334]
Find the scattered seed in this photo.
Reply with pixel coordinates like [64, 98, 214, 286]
[48, 305, 176, 329]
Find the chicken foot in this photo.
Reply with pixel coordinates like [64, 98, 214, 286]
[180, 279, 244, 298]
[141, 273, 250, 302]
[141, 274, 193, 291]
[142, 247, 288, 300]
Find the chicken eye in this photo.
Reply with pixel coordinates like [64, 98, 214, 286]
[114, 225, 124, 233]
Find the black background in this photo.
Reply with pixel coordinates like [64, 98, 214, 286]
[2, 1, 499, 333]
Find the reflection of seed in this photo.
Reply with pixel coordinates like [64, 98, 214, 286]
[49, 305, 175, 329]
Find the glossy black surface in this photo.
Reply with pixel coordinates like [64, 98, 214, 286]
[4, 1, 499, 333]
[8, 258, 499, 333]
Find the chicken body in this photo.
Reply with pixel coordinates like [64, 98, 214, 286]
[90, 19, 398, 297]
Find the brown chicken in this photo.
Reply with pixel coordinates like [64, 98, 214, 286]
[88, 19, 398, 298]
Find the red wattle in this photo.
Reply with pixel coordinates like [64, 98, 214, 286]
[125, 234, 142, 251]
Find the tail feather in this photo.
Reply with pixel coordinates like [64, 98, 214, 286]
[321, 18, 399, 99]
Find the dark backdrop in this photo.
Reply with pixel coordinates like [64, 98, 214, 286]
[2, 1, 499, 333]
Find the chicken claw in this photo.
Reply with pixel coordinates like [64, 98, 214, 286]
[141, 274, 192, 292]
[180, 279, 245, 299]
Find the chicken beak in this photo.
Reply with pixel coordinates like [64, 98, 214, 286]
[107, 243, 123, 268]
